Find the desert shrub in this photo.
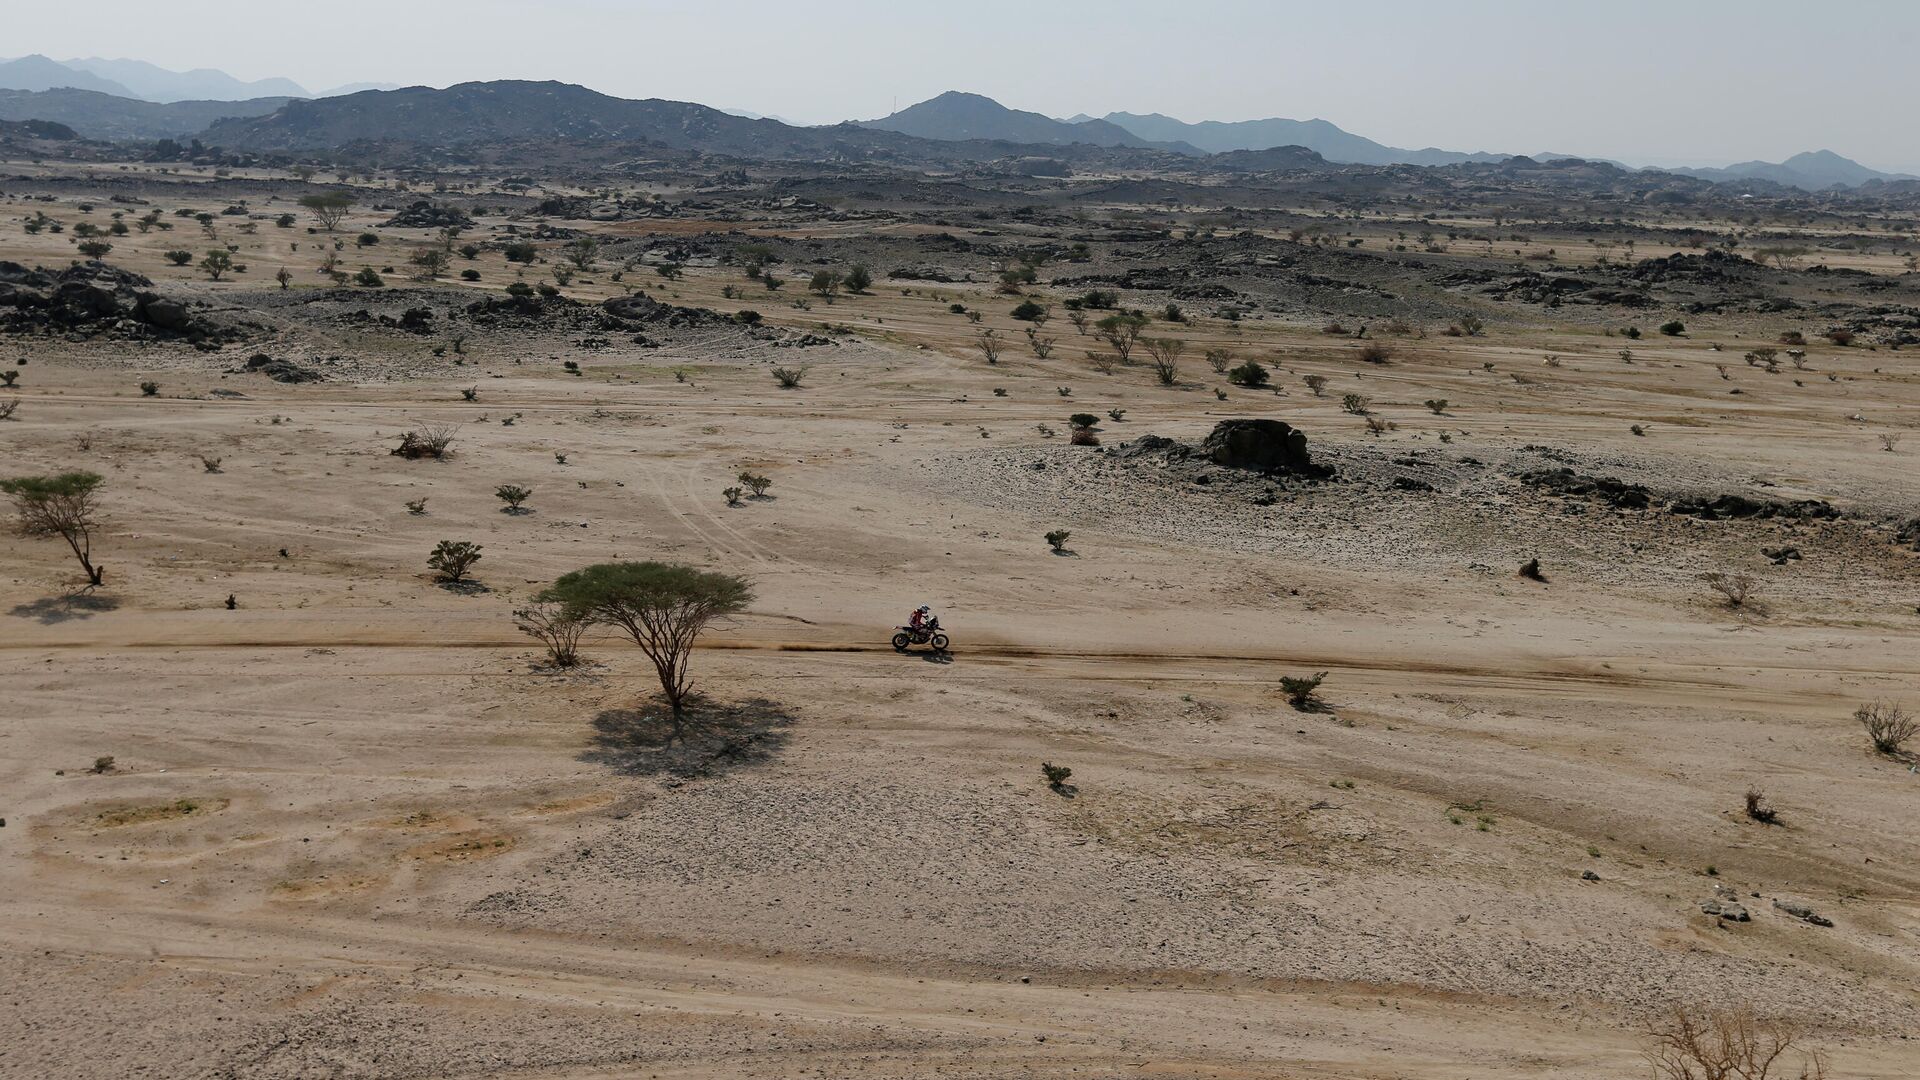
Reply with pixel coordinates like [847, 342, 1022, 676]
[427, 540, 482, 583]
[495, 484, 532, 512]
[1321, 322, 1349, 336]
[460, 268, 480, 281]
[1204, 348, 1234, 374]
[1142, 337, 1185, 385]
[975, 329, 1001, 364]
[198, 250, 233, 280]
[459, 385, 479, 402]
[0, 370, 17, 387]
[540, 561, 753, 718]
[1068, 412, 1098, 430]
[1044, 529, 1071, 552]
[1280, 672, 1327, 710]
[738, 471, 772, 497]
[1010, 299, 1048, 322]
[353, 267, 384, 287]
[1340, 392, 1370, 415]
[1822, 328, 1854, 346]
[1778, 330, 1806, 346]
[139, 381, 160, 397]
[1041, 762, 1072, 788]
[458, 244, 481, 260]
[1703, 571, 1755, 607]
[1078, 289, 1117, 309]
[1744, 787, 1778, 824]
[1161, 302, 1183, 322]
[1457, 314, 1485, 336]
[356, 231, 379, 247]
[1623, 325, 1642, 339]
[405, 498, 428, 515]
[1303, 374, 1328, 396]
[1856, 700, 1916, 755]
[391, 424, 458, 460]
[1229, 360, 1270, 387]
[1644, 1006, 1826, 1080]
[164, 249, 193, 265]
[735, 309, 762, 325]
[722, 486, 743, 506]
[808, 268, 842, 297]
[1358, 343, 1392, 364]
[1659, 320, 1686, 336]
[1107, 408, 1125, 422]
[771, 366, 806, 388]
[512, 598, 588, 667]
[199, 455, 222, 473]
[0, 399, 17, 420]
[503, 240, 537, 263]
[948, 303, 966, 314]
[78, 240, 112, 259]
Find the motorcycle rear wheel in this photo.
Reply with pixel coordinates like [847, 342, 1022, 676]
[891, 632, 911, 652]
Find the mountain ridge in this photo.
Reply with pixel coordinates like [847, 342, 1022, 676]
[857, 92, 1201, 154]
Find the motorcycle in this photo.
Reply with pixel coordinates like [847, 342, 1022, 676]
[891, 616, 949, 653]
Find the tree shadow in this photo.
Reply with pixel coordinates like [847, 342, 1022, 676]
[437, 579, 492, 595]
[9, 592, 120, 624]
[581, 694, 794, 778]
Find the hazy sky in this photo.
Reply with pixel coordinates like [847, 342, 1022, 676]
[12, 0, 1920, 171]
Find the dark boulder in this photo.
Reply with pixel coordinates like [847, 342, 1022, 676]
[1200, 419, 1329, 476]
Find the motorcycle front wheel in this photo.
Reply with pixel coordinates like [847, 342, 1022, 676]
[929, 634, 949, 651]
[891, 632, 911, 652]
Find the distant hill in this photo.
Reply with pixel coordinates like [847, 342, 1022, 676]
[0, 54, 136, 97]
[859, 92, 1199, 154]
[1660, 150, 1916, 191]
[0, 88, 292, 141]
[1092, 110, 1504, 166]
[314, 81, 403, 98]
[201, 81, 949, 160]
[0, 117, 78, 141]
[59, 57, 309, 102]
[1206, 145, 1333, 172]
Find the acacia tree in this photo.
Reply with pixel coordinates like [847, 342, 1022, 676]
[3, 471, 106, 586]
[297, 192, 356, 231]
[542, 562, 753, 722]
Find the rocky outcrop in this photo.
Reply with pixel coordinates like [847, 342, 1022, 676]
[1200, 419, 1329, 477]
[0, 260, 245, 343]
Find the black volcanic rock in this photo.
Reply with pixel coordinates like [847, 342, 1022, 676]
[1200, 419, 1328, 476]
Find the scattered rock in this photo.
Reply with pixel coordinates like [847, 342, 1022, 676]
[1701, 899, 1750, 922]
[1772, 898, 1834, 927]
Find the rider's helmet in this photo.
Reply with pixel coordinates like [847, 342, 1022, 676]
[917, 605, 931, 613]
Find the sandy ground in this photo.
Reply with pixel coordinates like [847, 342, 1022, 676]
[3, 175, 1920, 1079]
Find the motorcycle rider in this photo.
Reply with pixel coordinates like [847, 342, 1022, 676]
[908, 604, 933, 637]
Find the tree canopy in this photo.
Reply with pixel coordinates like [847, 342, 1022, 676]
[543, 562, 753, 718]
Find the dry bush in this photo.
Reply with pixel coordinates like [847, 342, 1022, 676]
[1142, 337, 1186, 385]
[1644, 1006, 1826, 1080]
[1204, 348, 1233, 374]
[1321, 322, 1348, 336]
[513, 598, 588, 667]
[1069, 428, 1099, 446]
[1357, 342, 1392, 364]
[0, 398, 18, 420]
[1703, 571, 1755, 608]
[391, 424, 458, 460]
[1743, 787, 1778, 824]
[1303, 374, 1329, 397]
[1341, 392, 1370, 415]
[1856, 700, 1916, 755]
[771, 366, 806, 388]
